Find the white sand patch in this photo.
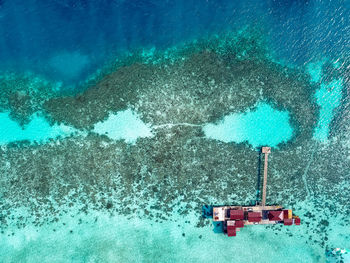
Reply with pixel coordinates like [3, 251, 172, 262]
[203, 103, 293, 148]
[93, 109, 153, 144]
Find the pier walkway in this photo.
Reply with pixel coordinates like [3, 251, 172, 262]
[261, 146, 271, 207]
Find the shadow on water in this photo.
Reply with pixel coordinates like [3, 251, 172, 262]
[213, 222, 224, 233]
[202, 205, 213, 219]
[202, 205, 223, 233]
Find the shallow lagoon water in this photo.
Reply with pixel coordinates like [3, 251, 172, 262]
[0, 112, 75, 145]
[306, 60, 344, 142]
[203, 103, 293, 148]
[314, 79, 343, 142]
[0, 205, 322, 263]
[93, 109, 153, 144]
[0, 109, 153, 145]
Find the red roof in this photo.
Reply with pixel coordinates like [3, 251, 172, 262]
[294, 217, 301, 225]
[235, 220, 244, 228]
[227, 226, 236, 237]
[248, 212, 262, 222]
[268, 211, 283, 221]
[230, 209, 244, 220]
[284, 219, 293, 225]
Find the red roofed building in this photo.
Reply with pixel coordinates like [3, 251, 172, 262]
[268, 211, 283, 221]
[227, 221, 237, 236]
[294, 217, 301, 225]
[227, 227, 236, 236]
[230, 209, 244, 220]
[284, 218, 293, 225]
[235, 220, 244, 228]
[248, 212, 262, 222]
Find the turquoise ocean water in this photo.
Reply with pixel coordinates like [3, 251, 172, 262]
[0, 1, 350, 262]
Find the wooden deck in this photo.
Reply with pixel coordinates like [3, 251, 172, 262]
[244, 219, 278, 225]
[261, 147, 271, 207]
[213, 204, 282, 222]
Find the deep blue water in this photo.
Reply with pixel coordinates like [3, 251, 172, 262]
[0, 0, 348, 85]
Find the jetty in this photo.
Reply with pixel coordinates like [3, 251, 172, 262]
[261, 146, 270, 207]
[212, 147, 300, 237]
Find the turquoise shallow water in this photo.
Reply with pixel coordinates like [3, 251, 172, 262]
[92, 109, 153, 144]
[0, 112, 75, 145]
[314, 79, 343, 141]
[306, 59, 343, 142]
[203, 103, 293, 148]
[0, 205, 327, 263]
[0, 109, 152, 145]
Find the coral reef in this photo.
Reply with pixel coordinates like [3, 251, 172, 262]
[0, 73, 60, 126]
[43, 31, 318, 148]
[1, 28, 348, 252]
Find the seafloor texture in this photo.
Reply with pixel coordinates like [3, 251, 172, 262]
[0, 73, 61, 126]
[1, 28, 350, 262]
